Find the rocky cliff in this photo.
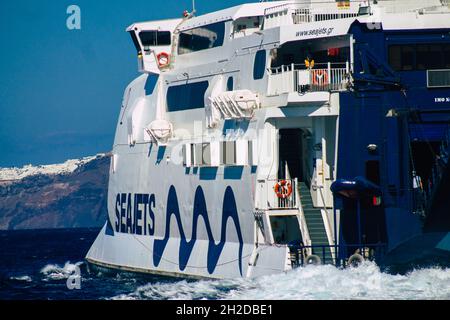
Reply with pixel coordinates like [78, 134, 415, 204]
[0, 155, 110, 230]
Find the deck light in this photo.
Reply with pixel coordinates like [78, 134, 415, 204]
[367, 144, 378, 152]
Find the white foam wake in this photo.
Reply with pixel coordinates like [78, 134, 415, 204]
[9, 275, 32, 282]
[40, 261, 84, 281]
[112, 262, 450, 300]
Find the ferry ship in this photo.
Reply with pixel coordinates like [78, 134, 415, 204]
[86, 0, 450, 279]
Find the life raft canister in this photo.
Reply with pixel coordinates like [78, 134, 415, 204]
[274, 180, 293, 199]
[311, 69, 329, 85]
[156, 52, 170, 68]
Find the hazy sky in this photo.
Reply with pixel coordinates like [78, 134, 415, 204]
[0, 0, 248, 167]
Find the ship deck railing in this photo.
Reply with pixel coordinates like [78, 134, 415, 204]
[263, 1, 449, 29]
[267, 62, 350, 96]
[263, 3, 361, 28]
[288, 242, 388, 268]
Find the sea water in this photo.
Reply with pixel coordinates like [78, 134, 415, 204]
[0, 228, 449, 300]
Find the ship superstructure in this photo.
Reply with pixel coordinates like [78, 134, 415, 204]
[87, 0, 450, 279]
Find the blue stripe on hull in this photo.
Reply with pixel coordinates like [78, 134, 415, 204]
[153, 186, 244, 275]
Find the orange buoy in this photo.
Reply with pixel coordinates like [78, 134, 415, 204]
[156, 52, 170, 68]
[274, 180, 293, 199]
[311, 69, 329, 86]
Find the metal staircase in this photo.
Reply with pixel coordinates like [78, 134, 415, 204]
[298, 182, 333, 262]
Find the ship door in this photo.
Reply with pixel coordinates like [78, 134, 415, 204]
[269, 215, 303, 244]
[278, 129, 306, 182]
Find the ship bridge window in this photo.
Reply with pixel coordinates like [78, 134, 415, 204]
[139, 30, 171, 51]
[166, 81, 209, 112]
[178, 22, 225, 55]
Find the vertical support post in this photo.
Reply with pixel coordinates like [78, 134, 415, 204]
[321, 117, 327, 193]
[284, 65, 288, 93]
[349, 34, 354, 73]
[291, 63, 295, 92]
[327, 62, 331, 90]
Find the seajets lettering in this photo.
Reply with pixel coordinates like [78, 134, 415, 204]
[115, 193, 155, 235]
[296, 27, 334, 37]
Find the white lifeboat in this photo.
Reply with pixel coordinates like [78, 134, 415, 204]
[145, 119, 173, 146]
[206, 90, 260, 128]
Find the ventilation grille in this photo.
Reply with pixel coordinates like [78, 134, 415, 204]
[427, 69, 450, 88]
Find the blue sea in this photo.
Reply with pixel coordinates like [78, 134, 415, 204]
[0, 228, 449, 300]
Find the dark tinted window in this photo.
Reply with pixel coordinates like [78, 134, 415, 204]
[253, 50, 266, 80]
[167, 81, 209, 112]
[417, 44, 444, 70]
[366, 160, 381, 185]
[139, 31, 171, 50]
[388, 45, 401, 71]
[389, 43, 450, 71]
[401, 45, 414, 71]
[227, 77, 234, 91]
[444, 44, 450, 68]
[429, 44, 444, 69]
[416, 44, 429, 70]
[178, 22, 225, 55]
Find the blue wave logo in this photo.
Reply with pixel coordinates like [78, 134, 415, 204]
[153, 186, 244, 275]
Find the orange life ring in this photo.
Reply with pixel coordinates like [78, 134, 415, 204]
[274, 180, 293, 199]
[156, 52, 170, 68]
[311, 69, 329, 85]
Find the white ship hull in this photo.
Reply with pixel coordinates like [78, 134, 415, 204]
[86, 110, 294, 278]
[86, 0, 450, 279]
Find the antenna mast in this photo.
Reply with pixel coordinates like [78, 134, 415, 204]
[192, 0, 196, 15]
